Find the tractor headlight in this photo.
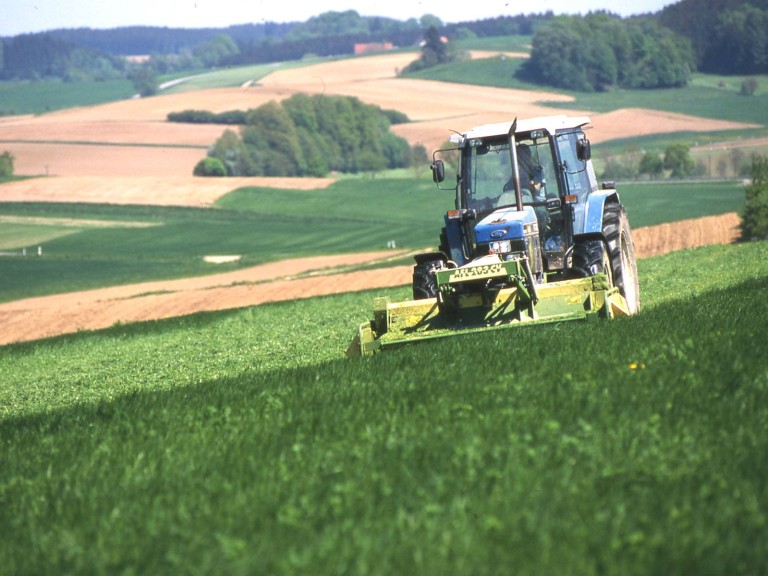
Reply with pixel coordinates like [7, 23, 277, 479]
[489, 240, 512, 255]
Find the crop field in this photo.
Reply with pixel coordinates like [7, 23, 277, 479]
[0, 79, 135, 116]
[1, 241, 767, 574]
[0, 178, 744, 303]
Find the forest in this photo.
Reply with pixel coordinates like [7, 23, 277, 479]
[0, 2, 765, 87]
[521, 13, 695, 91]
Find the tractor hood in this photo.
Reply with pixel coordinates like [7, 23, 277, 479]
[473, 206, 539, 243]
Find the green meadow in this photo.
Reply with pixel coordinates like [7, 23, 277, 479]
[0, 79, 135, 116]
[1, 241, 766, 574]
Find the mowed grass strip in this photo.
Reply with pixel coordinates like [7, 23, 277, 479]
[0, 241, 767, 574]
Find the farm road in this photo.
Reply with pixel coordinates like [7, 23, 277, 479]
[0, 213, 740, 346]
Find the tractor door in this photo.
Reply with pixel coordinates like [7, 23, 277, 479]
[513, 134, 567, 271]
[555, 131, 595, 250]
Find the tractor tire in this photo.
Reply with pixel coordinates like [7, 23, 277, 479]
[603, 203, 640, 314]
[412, 258, 446, 300]
[571, 239, 611, 278]
[572, 204, 640, 314]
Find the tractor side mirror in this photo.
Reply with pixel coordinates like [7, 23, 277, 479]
[431, 160, 446, 183]
[577, 138, 592, 161]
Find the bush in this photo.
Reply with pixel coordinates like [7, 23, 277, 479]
[193, 157, 227, 177]
[740, 78, 758, 96]
[664, 143, 695, 178]
[0, 151, 15, 177]
[639, 151, 664, 178]
[167, 109, 248, 125]
[740, 154, 768, 241]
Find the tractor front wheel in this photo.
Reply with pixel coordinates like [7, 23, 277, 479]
[412, 258, 446, 299]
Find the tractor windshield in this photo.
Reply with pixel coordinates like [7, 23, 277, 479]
[463, 136, 558, 214]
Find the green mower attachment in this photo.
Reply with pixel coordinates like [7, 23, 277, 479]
[346, 257, 630, 357]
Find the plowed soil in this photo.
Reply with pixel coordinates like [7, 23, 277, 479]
[0, 213, 740, 346]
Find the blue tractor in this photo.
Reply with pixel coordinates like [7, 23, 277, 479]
[348, 116, 640, 356]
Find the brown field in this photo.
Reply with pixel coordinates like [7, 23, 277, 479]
[0, 213, 740, 346]
[0, 175, 334, 205]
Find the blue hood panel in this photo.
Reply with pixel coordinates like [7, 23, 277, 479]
[474, 207, 538, 243]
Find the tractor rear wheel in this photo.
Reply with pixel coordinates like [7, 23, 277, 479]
[412, 258, 446, 299]
[603, 203, 640, 314]
[572, 204, 640, 314]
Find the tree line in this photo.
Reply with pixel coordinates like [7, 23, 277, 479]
[2, 4, 764, 89]
[192, 94, 426, 177]
[659, 0, 768, 75]
[521, 12, 695, 92]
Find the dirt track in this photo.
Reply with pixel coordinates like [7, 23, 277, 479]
[0, 213, 740, 346]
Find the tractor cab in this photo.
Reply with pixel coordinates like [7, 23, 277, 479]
[432, 116, 595, 278]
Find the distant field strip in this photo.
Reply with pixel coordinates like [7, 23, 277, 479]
[0, 215, 159, 228]
[0, 216, 159, 250]
[0, 139, 205, 149]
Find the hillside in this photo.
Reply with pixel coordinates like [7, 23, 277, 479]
[1, 50, 759, 183]
[1, 241, 767, 574]
[0, 44, 761, 337]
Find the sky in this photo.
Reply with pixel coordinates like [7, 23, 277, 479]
[1, 0, 678, 37]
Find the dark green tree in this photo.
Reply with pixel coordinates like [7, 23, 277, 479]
[193, 157, 227, 176]
[201, 94, 413, 177]
[664, 143, 695, 178]
[740, 154, 768, 240]
[639, 151, 664, 178]
[402, 26, 458, 73]
[707, 5, 768, 74]
[243, 101, 304, 176]
[0, 151, 15, 177]
[207, 129, 250, 176]
[193, 34, 239, 68]
[128, 65, 158, 97]
[660, 0, 768, 74]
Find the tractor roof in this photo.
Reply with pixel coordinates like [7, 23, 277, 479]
[450, 115, 591, 143]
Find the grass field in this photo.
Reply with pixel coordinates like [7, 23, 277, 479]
[1, 240, 766, 574]
[0, 178, 745, 302]
[0, 79, 135, 116]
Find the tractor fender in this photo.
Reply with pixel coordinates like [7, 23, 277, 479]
[580, 190, 620, 236]
[413, 251, 449, 265]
